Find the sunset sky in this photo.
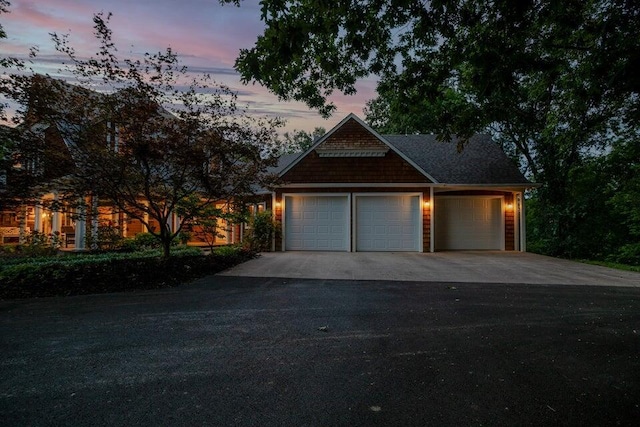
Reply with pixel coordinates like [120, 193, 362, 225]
[1, 0, 377, 132]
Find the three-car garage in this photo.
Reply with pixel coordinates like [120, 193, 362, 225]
[282, 193, 506, 252]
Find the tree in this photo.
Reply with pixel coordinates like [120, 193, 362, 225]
[224, 0, 639, 129]
[224, 0, 640, 260]
[4, 13, 283, 258]
[281, 127, 325, 153]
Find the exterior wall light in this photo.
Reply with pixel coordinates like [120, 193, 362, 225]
[424, 201, 431, 208]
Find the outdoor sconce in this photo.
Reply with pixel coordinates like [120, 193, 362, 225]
[424, 201, 431, 208]
[275, 202, 281, 208]
[506, 203, 513, 210]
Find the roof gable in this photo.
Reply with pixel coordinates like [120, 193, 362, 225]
[278, 113, 436, 182]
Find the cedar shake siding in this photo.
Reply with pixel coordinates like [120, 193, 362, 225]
[281, 150, 431, 184]
[316, 118, 388, 152]
[504, 193, 515, 251]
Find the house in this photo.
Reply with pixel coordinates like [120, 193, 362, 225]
[263, 113, 535, 252]
[0, 76, 246, 250]
[2, 86, 534, 253]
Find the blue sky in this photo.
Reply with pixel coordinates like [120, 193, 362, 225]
[1, 0, 377, 132]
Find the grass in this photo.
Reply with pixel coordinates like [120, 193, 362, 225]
[578, 259, 640, 273]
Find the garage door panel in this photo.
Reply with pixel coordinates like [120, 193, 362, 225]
[356, 195, 420, 252]
[435, 197, 502, 250]
[331, 211, 344, 220]
[285, 196, 349, 251]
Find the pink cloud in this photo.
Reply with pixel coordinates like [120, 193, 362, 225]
[1, 0, 377, 133]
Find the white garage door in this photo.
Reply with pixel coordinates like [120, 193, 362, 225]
[284, 195, 349, 251]
[435, 197, 503, 250]
[356, 195, 420, 251]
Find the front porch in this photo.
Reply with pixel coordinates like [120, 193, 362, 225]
[1, 194, 248, 251]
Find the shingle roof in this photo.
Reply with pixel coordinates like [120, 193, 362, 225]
[270, 152, 302, 175]
[383, 134, 529, 184]
[274, 134, 528, 185]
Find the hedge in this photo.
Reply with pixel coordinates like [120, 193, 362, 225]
[0, 247, 256, 300]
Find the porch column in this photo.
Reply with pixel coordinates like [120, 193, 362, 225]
[122, 213, 128, 237]
[143, 202, 150, 232]
[17, 205, 27, 244]
[90, 196, 98, 250]
[75, 200, 86, 250]
[51, 193, 61, 234]
[34, 204, 43, 232]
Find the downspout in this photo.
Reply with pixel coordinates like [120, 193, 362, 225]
[430, 187, 435, 253]
[520, 192, 527, 252]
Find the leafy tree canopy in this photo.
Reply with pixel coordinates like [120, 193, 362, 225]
[223, 0, 640, 263]
[3, 12, 284, 257]
[281, 127, 325, 154]
[223, 0, 640, 129]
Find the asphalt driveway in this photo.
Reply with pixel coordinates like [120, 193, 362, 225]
[220, 251, 640, 287]
[1, 276, 640, 426]
[2, 252, 639, 425]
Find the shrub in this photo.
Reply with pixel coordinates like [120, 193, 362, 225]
[5, 231, 62, 257]
[213, 244, 243, 256]
[244, 210, 278, 252]
[96, 224, 125, 251]
[0, 246, 254, 299]
[609, 243, 640, 266]
[120, 232, 161, 252]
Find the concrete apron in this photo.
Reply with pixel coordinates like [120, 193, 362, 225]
[219, 251, 640, 287]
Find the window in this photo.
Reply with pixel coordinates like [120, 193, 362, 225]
[245, 202, 266, 228]
[106, 121, 120, 152]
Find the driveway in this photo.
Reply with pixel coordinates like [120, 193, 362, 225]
[220, 251, 640, 287]
[1, 276, 640, 426]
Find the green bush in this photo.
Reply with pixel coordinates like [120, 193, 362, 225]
[3, 231, 62, 258]
[0, 246, 254, 300]
[213, 244, 243, 256]
[120, 232, 161, 252]
[609, 243, 640, 266]
[244, 210, 278, 252]
[96, 224, 124, 251]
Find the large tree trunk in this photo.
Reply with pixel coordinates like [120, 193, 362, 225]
[161, 238, 171, 259]
[159, 224, 172, 259]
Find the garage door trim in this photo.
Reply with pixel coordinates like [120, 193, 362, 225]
[352, 192, 423, 253]
[282, 193, 351, 251]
